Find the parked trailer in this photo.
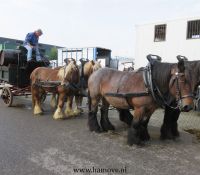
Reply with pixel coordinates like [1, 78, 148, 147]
[0, 46, 50, 106]
[58, 47, 112, 67]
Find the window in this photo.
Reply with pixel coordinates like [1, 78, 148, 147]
[154, 24, 166, 42]
[187, 20, 200, 39]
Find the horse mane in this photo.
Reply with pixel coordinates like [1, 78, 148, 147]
[84, 61, 94, 76]
[57, 61, 76, 80]
[151, 61, 175, 92]
[93, 61, 102, 71]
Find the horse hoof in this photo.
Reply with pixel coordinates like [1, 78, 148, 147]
[89, 125, 101, 133]
[102, 125, 115, 132]
[53, 115, 64, 120]
[127, 128, 142, 146]
[53, 112, 64, 120]
[73, 110, 81, 116]
[34, 112, 43, 116]
[33, 109, 43, 115]
[34, 106, 43, 115]
[65, 110, 75, 117]
[160, 132, 175, 140]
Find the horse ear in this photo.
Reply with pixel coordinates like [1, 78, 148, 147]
[64, 58, 68, 64]
[177, 55, 188, 61]
[91, 60, 95, 65]
[178, 59, 185, 73]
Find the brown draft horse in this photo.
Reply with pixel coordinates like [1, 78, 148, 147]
[72, 59, 102, 115]
[30, 60, 80, 119]
[161, 58, 200, 140]
[87, 58, 194, 145]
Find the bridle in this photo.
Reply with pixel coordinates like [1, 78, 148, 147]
[143, 64, 193, 110]
[171, 72, 194, 109]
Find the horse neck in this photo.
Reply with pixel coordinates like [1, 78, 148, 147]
[188, 61, 200, 92]
[83, 63, 93, 78]
[151, 62, 173, 93]
[67, 68, 79, 83]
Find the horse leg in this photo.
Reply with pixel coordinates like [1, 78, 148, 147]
[73, 96, 83, 116]
[32, 85, 43, 115]
[127, 107, 153, 145]
[88, 92, 101, 133]
[65, 96, 74, 117]
[160, 105, 180, 140]
[117, 109, 133, 126]
[50, 93, 57, 109]
[53, 92, 65, 120]
[100, 98, 115, 132]
[38, 88, 46, 111]
[171, 112, 180, 137]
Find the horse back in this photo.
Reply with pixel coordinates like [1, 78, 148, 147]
[88, 68, 145, 95]
[30, 67, 59, 84]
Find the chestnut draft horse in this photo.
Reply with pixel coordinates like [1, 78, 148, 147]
[87, 57, 194, 145]
[160, 57, 200, 140]
[30, 60, 80, 119]
[72, 59, 102, 115]
[49, 59, 102, 117]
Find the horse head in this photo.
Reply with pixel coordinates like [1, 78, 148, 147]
[58, 60, 79, 84]
[64, 58, 76, 65]
[92, 60, 102, 72]
[169, 58, 193, 112]
[84, 60, 101, 78]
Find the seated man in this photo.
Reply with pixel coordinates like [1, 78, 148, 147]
[23, 29, 43, 61]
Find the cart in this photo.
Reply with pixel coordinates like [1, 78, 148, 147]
[0, 46, 49, 106]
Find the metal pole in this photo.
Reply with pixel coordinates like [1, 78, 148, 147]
[87, 48, 88, 60]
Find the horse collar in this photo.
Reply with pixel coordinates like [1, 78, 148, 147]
[143, 63, 168, 109]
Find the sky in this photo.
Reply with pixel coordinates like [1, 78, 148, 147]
[1, 0, 200, 67]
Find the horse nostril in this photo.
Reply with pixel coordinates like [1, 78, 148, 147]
[182, 105, 193, 112]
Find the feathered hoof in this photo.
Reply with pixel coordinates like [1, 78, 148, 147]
[50, 101, 57, 109]
[33, 106, 43, 116]
[53, 109, 65, 120]
[65, 109, 75, 118]
[73, 109, 82, 116]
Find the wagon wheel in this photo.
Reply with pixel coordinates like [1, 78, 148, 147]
[1, 87, 13, 107]
[40, 92, 46, 103]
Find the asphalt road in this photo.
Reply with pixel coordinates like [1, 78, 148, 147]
[0, 96, 200, 175]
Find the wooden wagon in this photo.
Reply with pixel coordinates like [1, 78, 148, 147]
[0, 46, 50, 106]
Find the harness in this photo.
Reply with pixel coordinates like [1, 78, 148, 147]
[143, 61, 193, 109]
[35, 63, 79, 92]
[106, 58, 193, 110]
[143, 63, 170, 108]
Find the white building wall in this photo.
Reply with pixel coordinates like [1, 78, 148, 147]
[135, 17, 200, 68]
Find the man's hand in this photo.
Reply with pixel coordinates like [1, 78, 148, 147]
[28, 43, 34, 48]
